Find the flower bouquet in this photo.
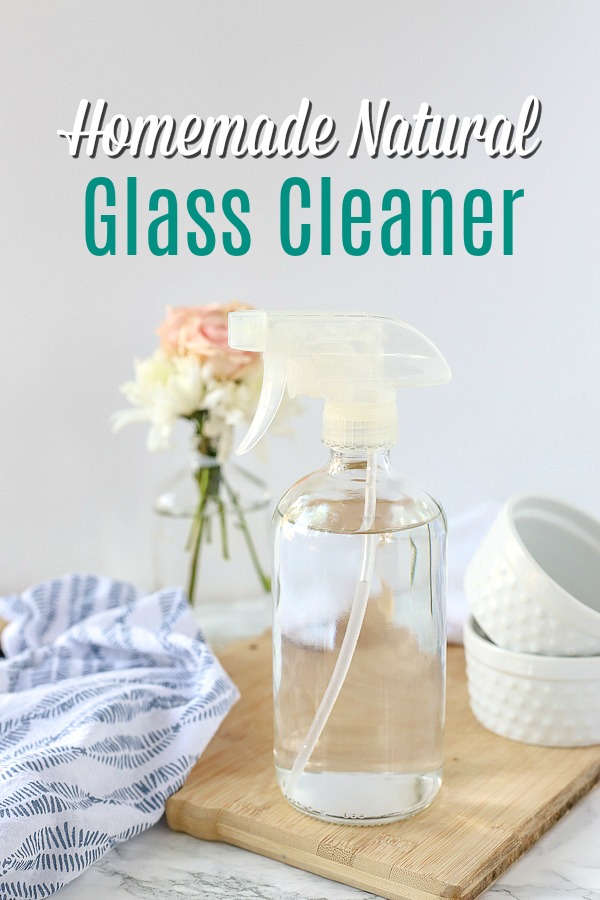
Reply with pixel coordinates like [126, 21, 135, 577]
[113, 301, 272, 607]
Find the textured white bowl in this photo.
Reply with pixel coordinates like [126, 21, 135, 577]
[464, 494, 600, 655]
[464, 616, 600, 747]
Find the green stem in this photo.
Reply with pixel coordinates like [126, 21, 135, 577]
[217, 497, 229, 560]
[221, 473, 271, 593]
[187, 466, 211, 604]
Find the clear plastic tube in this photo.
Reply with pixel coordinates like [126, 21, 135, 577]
[284, 450, 378, 797]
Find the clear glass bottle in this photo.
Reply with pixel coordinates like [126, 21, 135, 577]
[227, 308, 452, 824]
[272, 448, 447, 825]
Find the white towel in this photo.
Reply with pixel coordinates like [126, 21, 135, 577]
[0, 574, 239, 899]
[446, 502, 499, 642]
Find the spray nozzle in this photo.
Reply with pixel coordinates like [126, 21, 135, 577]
[228, 311, 451, 454]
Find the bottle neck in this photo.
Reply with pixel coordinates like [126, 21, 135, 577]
[326, 447, 394, 476]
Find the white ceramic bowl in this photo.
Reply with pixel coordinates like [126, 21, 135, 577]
[464, 494, 600, 655]
[464, 616, 600, 746]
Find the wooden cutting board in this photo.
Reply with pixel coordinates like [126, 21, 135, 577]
[166, 633, 600, 900]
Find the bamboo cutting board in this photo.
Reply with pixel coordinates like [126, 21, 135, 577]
[166, 633, 600, 900]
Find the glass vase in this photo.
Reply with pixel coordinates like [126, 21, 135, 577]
[153, 451, 271, 646]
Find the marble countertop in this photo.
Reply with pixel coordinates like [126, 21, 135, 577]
[57, 784, 600, 899]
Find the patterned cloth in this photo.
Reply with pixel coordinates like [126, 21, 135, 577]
[0, 575, 239, 899]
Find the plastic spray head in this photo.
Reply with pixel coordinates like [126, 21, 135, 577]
[228, 310, 451, 455]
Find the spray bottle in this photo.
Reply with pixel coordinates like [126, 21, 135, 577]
[228, 310, 451, 824]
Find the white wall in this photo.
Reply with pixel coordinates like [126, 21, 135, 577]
[1, 0, 599, 592]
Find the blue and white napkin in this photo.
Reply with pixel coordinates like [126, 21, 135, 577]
[0, 574, 239, 899]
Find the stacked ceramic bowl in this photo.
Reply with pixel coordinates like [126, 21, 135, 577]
[463, 493, 600, 746]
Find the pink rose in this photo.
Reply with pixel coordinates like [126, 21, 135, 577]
[157, 301, 260, 378]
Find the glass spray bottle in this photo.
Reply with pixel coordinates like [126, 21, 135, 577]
[228, 311, 451, 825]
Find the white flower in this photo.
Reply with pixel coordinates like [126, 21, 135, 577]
[200, 364, 263, 461]
[113, 345, 297, 459]
[112, 350, 206, 450]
